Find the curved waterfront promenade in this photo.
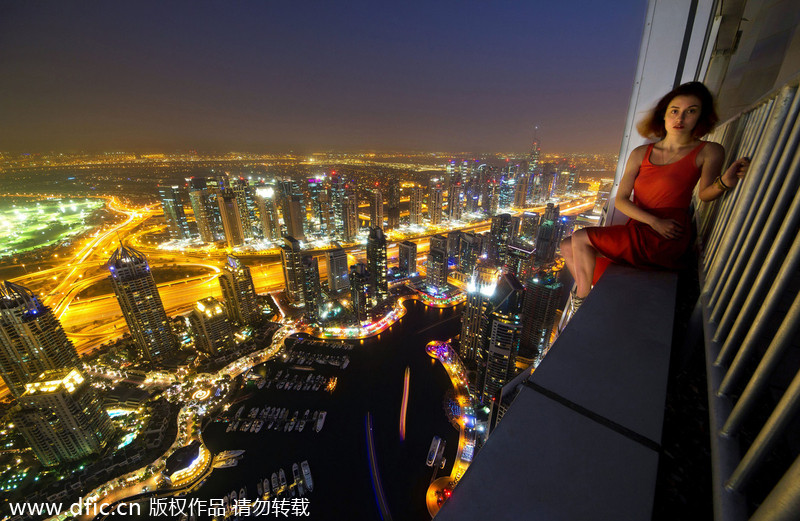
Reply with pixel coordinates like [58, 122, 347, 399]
[424, 340, 476, 518]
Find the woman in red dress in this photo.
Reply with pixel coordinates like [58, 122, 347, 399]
[561, 82, 750, 311]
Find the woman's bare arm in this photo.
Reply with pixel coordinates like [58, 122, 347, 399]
[697, 142, 749, 201]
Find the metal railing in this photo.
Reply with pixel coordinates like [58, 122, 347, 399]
[696, 78, 800, 521]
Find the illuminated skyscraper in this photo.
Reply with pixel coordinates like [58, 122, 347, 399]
[430, 188, 444, 225]
[370, 189, 384, 230]
[505, 243, 535, 281]
[280, 236, 305, 306]
[232, 178, 254, 239]
[284, 194, 306, 241]
[108, 245, 177, 362]
[409, 186, 424, 226]
[458, 232, 480, 275]
[189, 188, 215, 243]
[329, 173, 346, 237]
[367, 227, 388, 304]
[255, 188, 281, 241]
[489, 213, 513, 267]
[158, 185, 191, 240]
[387, 179, 400, 230]
[188, 297, 233, 354]
[398, 240, 417, 275]
[327, 246, 349, 293]
[513, 175, 529, 208]
[459, 262, 498, 364]
[427, 236, 448, 290]
[217, 189, 245, 248]
[476, 273, 525, 406]
[519, 212, 540, 245]
[535, 203, 561, 266]
[447, 231, 461, 265]
[12, 368, 114, 467]
[218, 254, 258, 326]
[350, 263, 371, 324]
[302, 255, 323, 323]
[448, 183, 462, 221]
[519, 271, 563, 367]
[0, 281, 82, 398]
[343, 193, 359, 242]
[307, 177, 326, 235]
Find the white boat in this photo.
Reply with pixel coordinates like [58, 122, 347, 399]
[252, 420, 263, 433]
[257, 482, 263, 496]
[239, 487, 246, 501]
[342, 357, 350, 369]
[315, 411, 327, 432]
[301, 460, 313, 492]
[217, 449, 245, 460]
[271, 473, 279, 494]
[235, 406, 245, 418]
[427, 436, 442, 467]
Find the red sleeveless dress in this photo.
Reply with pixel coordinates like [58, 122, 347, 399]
[586, 141, 706, 270]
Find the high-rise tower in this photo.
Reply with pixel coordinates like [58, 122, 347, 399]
[489, 213, 513, 267]
[350, 263, 371, 325]
[108, 245, 177, 362]
[280, 236, 305, 306]
[218, 254, 259, 326]
[255, 187, 282, 241]
[343, 193, 359, 242]
[518, 271, 563, 367]
[409, 186, 424, 226]
[476, 273, 525, 405]
[13, 368, 114, 467]
[367, 227, 388, 304]
[158, 185, 191, 240]
[459, 261, 498, 364]
[327, 247, 349, 293]
[370, 189, 384, 230]
[398, 241, 417, 275]
[217, 189, 245, 248]
[188, 297, 233, 354]
[430, 188, 444, 225]
[302, 255, 323, 323]
[0, 281, 82, 398]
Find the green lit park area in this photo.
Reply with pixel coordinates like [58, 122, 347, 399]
[0, 197, 104, 256]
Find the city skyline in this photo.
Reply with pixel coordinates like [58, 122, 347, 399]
[0, 1, 647, 154]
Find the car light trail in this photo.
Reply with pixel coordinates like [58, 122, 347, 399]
[400, 366, 409, 441]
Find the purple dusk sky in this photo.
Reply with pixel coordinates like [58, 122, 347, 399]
[0, 1, 649, 154]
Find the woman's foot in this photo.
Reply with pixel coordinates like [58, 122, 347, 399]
[570, 287, 585, 314]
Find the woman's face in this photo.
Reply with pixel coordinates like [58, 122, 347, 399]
[664, 95, 702, 137]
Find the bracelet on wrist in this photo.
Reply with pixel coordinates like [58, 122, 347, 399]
[715, 175, 731, 191]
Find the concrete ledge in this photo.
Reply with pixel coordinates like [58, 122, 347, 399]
[531, 264, 677, 443]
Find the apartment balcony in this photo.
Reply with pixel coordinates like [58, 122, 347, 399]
[436, 1, 800, 519]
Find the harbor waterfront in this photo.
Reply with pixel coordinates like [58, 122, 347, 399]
[188, 299, 465, 520]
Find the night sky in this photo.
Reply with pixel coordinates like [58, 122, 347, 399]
[0, 1, 648, 154]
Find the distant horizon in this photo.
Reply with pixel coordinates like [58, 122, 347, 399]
[1, 147, 621, 158]
[0, 2, 647, 156]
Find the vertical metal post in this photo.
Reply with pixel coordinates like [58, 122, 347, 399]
[725, 356, 800, 492]
[720, 286, 800, 435]
[749, 455, 800, 521]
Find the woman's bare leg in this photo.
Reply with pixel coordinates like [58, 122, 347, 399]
[569, 229, 597, 298]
